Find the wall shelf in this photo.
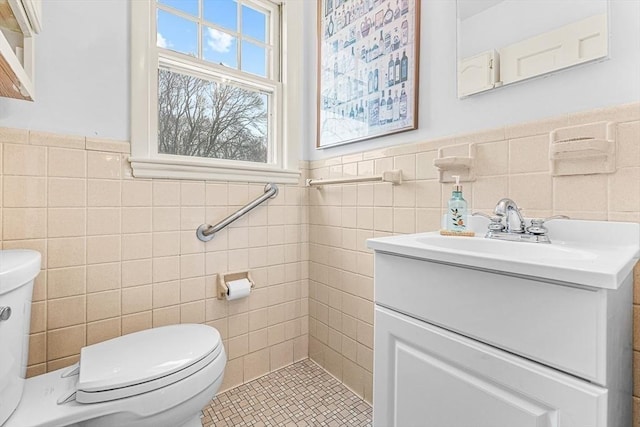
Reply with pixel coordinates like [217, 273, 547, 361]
[434, 143, 476, 183]
[550, 121, 616, 176]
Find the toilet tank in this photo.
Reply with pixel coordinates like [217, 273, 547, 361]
[0, 250, 41, 426]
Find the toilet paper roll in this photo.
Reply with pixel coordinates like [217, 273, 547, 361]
[226, 278, 252, 301]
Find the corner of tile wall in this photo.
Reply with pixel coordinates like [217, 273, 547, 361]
[2, 101, 638, 401]
[306, 102, 640, 402]
[0, 127, 309, 391]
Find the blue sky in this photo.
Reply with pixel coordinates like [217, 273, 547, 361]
[157, 0, 268, 77]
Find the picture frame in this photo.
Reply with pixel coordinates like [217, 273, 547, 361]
[317, 0, 421, 148]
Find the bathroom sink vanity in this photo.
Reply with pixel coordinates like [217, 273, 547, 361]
[367, 218, 639, 427]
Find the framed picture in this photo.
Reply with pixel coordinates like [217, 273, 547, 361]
[317, 0, 421, 148]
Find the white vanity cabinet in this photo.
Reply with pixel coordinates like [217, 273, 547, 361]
[368, 220, 638, 427]
[375, 306, 607, 427]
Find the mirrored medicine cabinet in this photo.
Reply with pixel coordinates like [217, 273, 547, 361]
[456, 0, 609, 98]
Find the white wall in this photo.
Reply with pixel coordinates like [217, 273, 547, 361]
[0, 0, 129, 141]
[0, 0, 637, 161]
[305, 0, 640, 161]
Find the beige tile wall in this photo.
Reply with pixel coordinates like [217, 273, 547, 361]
[1, 101, 638, 414]
[307, 102, 640, 408]
[0, 129, 310, 392]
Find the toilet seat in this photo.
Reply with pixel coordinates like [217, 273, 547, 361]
[75, 324, 222, 404]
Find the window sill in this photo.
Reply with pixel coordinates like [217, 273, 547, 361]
[129, 156, 301, 184]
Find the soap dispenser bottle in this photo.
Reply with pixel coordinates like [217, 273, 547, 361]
[447, 175, 467, 232]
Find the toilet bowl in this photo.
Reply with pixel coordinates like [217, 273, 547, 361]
[0, 250, 226, 427]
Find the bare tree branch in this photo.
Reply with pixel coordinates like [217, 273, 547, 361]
[157, 69, 268, 163]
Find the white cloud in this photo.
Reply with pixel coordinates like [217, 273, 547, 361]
[207, 28, 233, 53]
[157, 32, 168, 48]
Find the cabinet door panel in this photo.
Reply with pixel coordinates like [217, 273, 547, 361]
[457, 50, 498, 97]
[374, 306, 607, 427]
[395, 342, 555, 427]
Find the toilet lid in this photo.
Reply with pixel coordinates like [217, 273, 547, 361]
[76, 324, 221, 403]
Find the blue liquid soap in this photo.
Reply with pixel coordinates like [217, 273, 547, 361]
[447, 175, 467, 232]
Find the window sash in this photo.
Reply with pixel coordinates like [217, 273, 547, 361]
[155, 0, 279, 80]
[158, 50, 278, 93]
[150, 0, 281, 165]
[155, 52, 281, 165]
[130, 0, 299, 184]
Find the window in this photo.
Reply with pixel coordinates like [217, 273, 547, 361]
[130, 0, 302, 183]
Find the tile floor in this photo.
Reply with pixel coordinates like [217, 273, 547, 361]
[201, 359, 373, 426]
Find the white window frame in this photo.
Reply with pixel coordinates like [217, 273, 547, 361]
[130, 0, 301, 183]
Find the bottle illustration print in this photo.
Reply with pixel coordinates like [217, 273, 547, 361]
[319, 0, 416, 146]
[399, 83, 407, 119]
[400, 50, 408, 82]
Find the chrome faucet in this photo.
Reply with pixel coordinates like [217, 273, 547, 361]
[473, 199, 569, 243]
[494, 198, 525, 233]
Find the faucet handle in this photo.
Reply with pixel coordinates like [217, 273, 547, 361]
[472, 212, 505, 231]
[471, 211, 492, 219]
[526, 215, 569, 235]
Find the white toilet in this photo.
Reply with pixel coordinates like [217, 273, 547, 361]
[0, 250, 226, 427]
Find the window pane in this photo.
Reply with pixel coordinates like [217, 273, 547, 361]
[203, 0, 237, 31]
[157, 0, 199, 17]
[241, 41, 267, 77]
[203, 27, 238, 68]
[242, 5, 267, 43]
[157, 10, 198, 56]
[158, 69, 269, 163]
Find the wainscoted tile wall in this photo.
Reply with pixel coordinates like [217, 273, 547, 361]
[0, 128, 310, 393]
[1, 102, 638, 415]
[306, 102, 640, 408]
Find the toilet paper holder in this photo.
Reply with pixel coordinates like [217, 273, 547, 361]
[217, 271, 255, 300]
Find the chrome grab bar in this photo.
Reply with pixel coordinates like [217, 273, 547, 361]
[196, 183, 278, 242]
